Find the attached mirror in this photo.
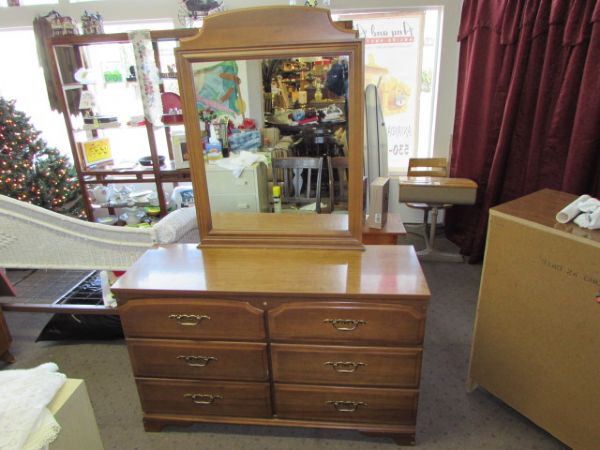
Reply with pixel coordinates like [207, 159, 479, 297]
[176, 6, 364, 249]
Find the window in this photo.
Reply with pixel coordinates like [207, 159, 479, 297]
[0, 0, 58, 6]
[77, 20, 174, 164]
[0, 20, 173, 165]
[0, 29, 69, 152]
[336, 8, 442, 174]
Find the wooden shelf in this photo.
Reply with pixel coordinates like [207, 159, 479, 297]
[82, 167, 190, 183]
[62, 83, 83, 91]
[47, 28, 197, 221]
[83, 168, 154, 176]
[50, 29, 197, 47]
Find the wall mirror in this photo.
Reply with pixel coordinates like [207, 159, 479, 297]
[176, 6, 364, 249]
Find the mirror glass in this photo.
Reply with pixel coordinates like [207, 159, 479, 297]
[190, 55, 350, 231]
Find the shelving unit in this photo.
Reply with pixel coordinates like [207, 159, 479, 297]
[265, 57, 347, 142]
[268, 58, 338, 112]
[46, 29, 196, 221]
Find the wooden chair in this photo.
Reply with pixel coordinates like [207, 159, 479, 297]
[291, 127, 343, 158]
[404, 158, 457, 259]
[272, 157, 324, 213]
[407, 157, 449, 178]
[0, 308, 15, 364]
[327, 156, 349, 213]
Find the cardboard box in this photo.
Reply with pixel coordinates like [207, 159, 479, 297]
[468, 189, 600, 450]
[261, 127, 280, 148]
[366, 177, 389, 229]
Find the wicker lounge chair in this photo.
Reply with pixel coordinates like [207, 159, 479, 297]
[0, 194, 198, 271]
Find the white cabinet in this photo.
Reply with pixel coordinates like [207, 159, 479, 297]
[205, 163, 269, 213]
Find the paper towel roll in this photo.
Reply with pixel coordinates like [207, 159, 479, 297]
[555, 195, 591, 223]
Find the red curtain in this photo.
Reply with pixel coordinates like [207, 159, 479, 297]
[446, 0, 600, 262]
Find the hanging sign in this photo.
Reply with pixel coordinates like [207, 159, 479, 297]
[355, 13, 424, 172]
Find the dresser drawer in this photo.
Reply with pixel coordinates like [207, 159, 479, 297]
[137, 379, 271, 418]
[120, 298, 265, 340]
[268, 302, 425, 345]
[208, 194, 259, 212]
[271, 344, 422, 387]
[206, 165, 257, 194]
[128, 339, 269, 381]
[274, 384, 418, 425]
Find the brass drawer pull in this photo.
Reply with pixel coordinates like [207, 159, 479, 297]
[168, 314, 211, 326]
[177, 355, 218, 367]
[324, 361, 366, 373]
[323, 318, 367, 331]
[184, 393, 222, 405]
[326, 400, 367, 412]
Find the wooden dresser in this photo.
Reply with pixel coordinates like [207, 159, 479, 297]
[112, 244, 430, 444]
[468, 189, 600, 449]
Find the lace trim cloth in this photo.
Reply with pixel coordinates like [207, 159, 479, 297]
[0, 363, 66, 450]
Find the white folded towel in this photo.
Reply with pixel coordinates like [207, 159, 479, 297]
[555, 195, 591, 223]
[574, 207, 600, 230]
[23, 409, 60, 450]
[215, 151, 267, 177]
[0, 363, 66, 450]
[152, 206, 198, 244]
[577, 198, 600, 212]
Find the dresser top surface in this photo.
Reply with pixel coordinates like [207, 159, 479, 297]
[491, 189, 600, 244]
[112, 244, 430, 300]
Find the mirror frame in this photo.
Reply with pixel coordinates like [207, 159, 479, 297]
[176, 6, 364, 250]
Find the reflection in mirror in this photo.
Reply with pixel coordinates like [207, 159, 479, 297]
[190, 56, 349, 217]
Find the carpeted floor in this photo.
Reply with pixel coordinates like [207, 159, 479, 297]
[0, 236, 567, 449]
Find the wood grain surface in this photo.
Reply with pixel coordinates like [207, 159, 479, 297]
[112, 245, 430, 301]
[128, 339, 269, 381]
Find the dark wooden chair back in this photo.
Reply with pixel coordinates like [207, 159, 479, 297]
[327, 156, 349, 212]
[272, 157, 324, 213]
[407, 158, 448, 178]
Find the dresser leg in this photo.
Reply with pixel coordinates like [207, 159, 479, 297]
[1, 350, 15, 364]
[466, 377, 479, 393]
[360, 431, 415, 446]
[143, 418, 167, 432]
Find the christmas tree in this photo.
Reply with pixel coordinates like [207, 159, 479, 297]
[0, 97, 82, 217]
